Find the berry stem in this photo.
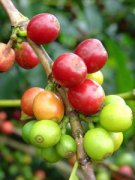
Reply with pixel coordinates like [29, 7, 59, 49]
[0, 0, 28, 27]
[0, 99, 20, 107]
[118, 89, 135, 100]
[27, 38, 52, 78]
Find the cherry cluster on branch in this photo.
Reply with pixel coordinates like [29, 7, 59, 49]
[0, 0, 134, 180]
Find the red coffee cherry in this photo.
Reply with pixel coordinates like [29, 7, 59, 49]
[27, 13, 60, 44]
[112, 165, 133, 180]
[74, 39, 108, 73]
[0, 43, 15, 72]
[1, 121, 14, 134]
[0, 111, 7, 121]
[52, 52, 87, 88]
[68, 79, 105, 115]
[15, 42, 39, 69]
[21, 87, 44, 116]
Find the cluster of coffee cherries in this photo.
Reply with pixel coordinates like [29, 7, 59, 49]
[0, 13, 60, 71]
[0, 11, 133, 163]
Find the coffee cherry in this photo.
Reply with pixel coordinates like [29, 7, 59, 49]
[56, 134, 76, 158]
[22, 120, 36, 143]
[74, 39, 108, 73]
[15, 42, 39, 69]
[116, 152, 134, 167]
[99, 104, 132, 132]
[29, 120, 61, 148]
[96, 169, 110, 180]
[68, 79, 105, 115]
[110, 132, 123, 151]
[39, 146, 61, 163]
[52, 53, 87, 88]
[33, 91, 64, 122]
[104, 95, 125, 106]
[1, 121, 14, 134]
[86, 71, 104, 85]
[27, 13, 60, 44]
[0, 111, 7, 121]
[21, 87, 44, 117]
[83, 127, 114, 161]
[0, 43, 15, 72]
[34, 169, 46, 180]
[112, 165, 133, 180]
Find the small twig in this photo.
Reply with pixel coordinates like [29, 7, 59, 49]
[0, 99, 20, 107]
[118, 89, 135, 100]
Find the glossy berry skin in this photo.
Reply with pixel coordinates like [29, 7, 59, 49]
[15, 42, 39, 69]
[56, 134, 77, 158]
[27, 13, 60, 44]
[86, 71, 104, 85]
[39, 146, 61, 163]
[33, 90, 64, 122]
[83, 128, 114, 161]
[104, 95, 125, 106]
[1, 121, 14, 134]
[21, 87, 44, 117]
[68, 79, 105, 115]
[99, 104, 132, 132]
[110, 132, 123, 151]
[29, 120, 61, 148]
[52, 53, 87, 88]
[0, 43, 15, 72]
[22, 120, 36, 143]
[74, 39, 108, 73]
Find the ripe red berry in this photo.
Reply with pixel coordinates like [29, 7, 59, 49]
[0, 111, 7, 121]
[1, 121, 14, 134]
[15, 42, 39, 69]
[34, 169, 46, 180]
[112, 165, 133, 180]
[21, 87, 44, 116]
[68, 79, 105, 115]
[27, 13, 60, 44]
[52, 52, 87, 88]
[74, 39, 108, 73]
[0, 43, 15, 72]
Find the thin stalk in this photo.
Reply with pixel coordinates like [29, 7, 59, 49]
[0, 99, 20, 107]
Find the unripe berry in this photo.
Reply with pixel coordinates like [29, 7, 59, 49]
[21, 87, 44, 117]
[33, 90, 64, 122]
[29, 120, 61, 148]
[83, 127, 114, 161]
[99, 104, 132, 132]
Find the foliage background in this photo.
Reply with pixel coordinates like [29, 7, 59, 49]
[0, 0, 135, 179]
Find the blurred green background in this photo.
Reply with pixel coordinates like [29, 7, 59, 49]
[0, 0, 135, 179]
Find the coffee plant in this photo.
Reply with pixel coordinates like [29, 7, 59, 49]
[0, 0, 135, 179]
